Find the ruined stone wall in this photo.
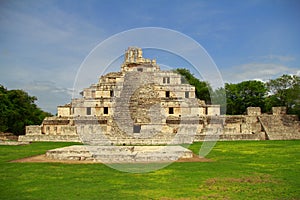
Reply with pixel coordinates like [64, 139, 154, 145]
[19, 117, 79, 142]
[207, 105, 221, 116]
[247, 107, 261, 116]
[18, 135, 80, 142]
[19, 118, 79, 142]
[25, 125, 42, 135]
[0, 132, 18, 141]
[259, 115, 300, 140]
[57, 106, 71, 117]
[194, 132, 265, 141]
[272, 107, 287, 115]
[21, 107, 300, 143]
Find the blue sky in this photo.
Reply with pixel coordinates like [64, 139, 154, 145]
[1, 0, 299, 113]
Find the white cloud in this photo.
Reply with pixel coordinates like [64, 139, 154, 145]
[221, 63, 299, 83]
[259, 55, 296, 62]
[21, 81, 73, 114]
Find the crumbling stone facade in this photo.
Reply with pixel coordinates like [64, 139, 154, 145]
[19, 47, 300, 143]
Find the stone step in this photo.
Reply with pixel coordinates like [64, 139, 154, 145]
[259, 116, 300, 140]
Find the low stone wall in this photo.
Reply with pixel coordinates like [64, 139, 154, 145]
[0, 132, 18, 141]
[18, 135, 80, 142]
[25, 125, 42, 135]
[0, 141, 29, 145]
[194, 132, 266, 141]
[272, 107, 287, 115]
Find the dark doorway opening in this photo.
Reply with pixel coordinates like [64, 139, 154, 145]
[133, 125, 141, 133]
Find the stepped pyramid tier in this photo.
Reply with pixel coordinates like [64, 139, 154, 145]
[19, 47, 300, 143]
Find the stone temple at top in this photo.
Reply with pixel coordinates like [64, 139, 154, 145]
[19, 47, 300, 143]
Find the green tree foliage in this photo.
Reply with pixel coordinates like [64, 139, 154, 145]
[225, 80, 268, 115]
[211, 87, 227, 114]
[175, 69, 299, 116]
[0, 85, 52, 135]
[266, 74, 300, 116]
[175, 68, 212, 104]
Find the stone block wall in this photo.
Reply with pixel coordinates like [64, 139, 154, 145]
[259, 115, 300, 140]
[272, 107, 287, 115]
[57, 106, 71, 117]
[207, 105, 221, 116]
[18, 135, 80, 142]
[20, 108, 300, 143]
[247, 107, 261, 116]
[25, 125, 42, 135]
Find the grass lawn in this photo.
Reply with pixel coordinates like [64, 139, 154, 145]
[0, 140, 299, 200]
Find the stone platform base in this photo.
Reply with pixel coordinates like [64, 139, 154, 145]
[46, 145, 193, 163]
[18, 135, 81, 142]
[0, 141, 29, 145]
[194, 132, 266, 141]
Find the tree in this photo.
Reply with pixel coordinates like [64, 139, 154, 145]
[175, 68, 212, 104]
[266, 74, 300, 117]
[211, 87, 227, 114]
[225, 80, 268, 115]
[0, 85, 52, 135]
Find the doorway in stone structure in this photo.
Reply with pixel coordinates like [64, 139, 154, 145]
[133, 125, 141, 133]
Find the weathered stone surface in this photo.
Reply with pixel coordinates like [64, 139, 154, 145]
[25, 125, 42, 135]
[272, 107, 287, 115]
[18, 135, 80, 142]
[259, 115, 300, 140]
[194, 132, 266, 141]
[0, 132, 18, 141]
[247, 107, 261, 116]
[46, 145, 193, 163]
[0, 140, 29, 145]
[0, 132, 29, 145]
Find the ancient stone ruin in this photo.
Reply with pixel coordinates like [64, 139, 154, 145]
[19, 47, 300, 147]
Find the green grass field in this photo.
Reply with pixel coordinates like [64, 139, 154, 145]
[0, 140, 299, 200]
